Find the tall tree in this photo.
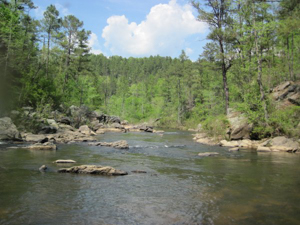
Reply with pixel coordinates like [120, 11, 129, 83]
[41, 4, 60, 77]
[192, 0, 234, 115]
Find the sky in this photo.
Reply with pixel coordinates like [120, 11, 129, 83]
[31, 0, 209, 61]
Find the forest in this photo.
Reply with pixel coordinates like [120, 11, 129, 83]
[0, 0, 299, 139]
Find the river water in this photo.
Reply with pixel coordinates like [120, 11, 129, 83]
[0, 130, 300, 225]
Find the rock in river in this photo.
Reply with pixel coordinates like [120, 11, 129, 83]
[198, 152, 219, 157]
[54, 159, 76, 163]
[39, 165, 47, 172]
[58, 165, 128, 176]
[91, 140, 129, 149]
[27, 142, 57, 150]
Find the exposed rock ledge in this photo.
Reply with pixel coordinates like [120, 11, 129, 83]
[219, 136, 299, 153]
[58, 165, 128, 176]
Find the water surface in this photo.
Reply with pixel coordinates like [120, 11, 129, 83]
[0, 131, 300, 225]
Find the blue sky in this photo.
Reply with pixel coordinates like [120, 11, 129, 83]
[31, 0, 209, 61]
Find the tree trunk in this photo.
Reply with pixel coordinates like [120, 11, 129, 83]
[46, 31, 51, 78]
[219, 40, 229, 115]
[253, 6, 268, 122]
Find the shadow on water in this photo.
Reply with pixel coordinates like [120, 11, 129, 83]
[0, 131, 300, 224]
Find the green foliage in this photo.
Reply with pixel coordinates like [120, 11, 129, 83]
[201, 115, 229, 140]
[269, 106, 300, 138]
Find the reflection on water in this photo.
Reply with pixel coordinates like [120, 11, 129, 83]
[0, 131, 300, 225]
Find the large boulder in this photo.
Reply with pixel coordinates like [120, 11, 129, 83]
[39, 126, 57, 134]
[24, 134, 47, 142]
[78, 125, 95, 136]
[59, 117, 71, 125]
[68, 105, 90, 127]
[89, 120, 103, 131]
[58, 165, 128, 176]
[227, 109, 252, 140]
[0, 117, 21, 140]
[108, 116, 121, 124]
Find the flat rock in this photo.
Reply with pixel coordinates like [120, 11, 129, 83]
[27, 142, 57, 150]
[54, 159, 76, 163]
[58, 165, 128, 176]
[229, 147, 239, 151]
[92, 140, 129, 149]
[257, 146, 272, 152]
[220, 140, 239, 147]
[198, 152, 219, 157]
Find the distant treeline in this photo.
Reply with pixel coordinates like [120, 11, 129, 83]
[0, 0, 299, 137]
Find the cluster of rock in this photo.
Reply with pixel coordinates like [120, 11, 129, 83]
[89, 140, 129, 149]
[40, 161, 128, 176]
[219, 136, 299, 153]
[0, 105, 164, 151]
[58, 165, 128, 176]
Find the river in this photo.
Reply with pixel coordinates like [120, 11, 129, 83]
[0, 130, 300, 225]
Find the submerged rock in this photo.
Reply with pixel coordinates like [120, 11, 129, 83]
[58, 165, 128, 176]
[198, 152, 219, 157]
[131, 170, 147, 173]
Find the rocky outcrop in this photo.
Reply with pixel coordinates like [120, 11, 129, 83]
[257, 136, 299, 153]
[271, 81, 300, 108]
[227, 109, 252, 140]
[58, 165, 128, 176]
[0, 117, 21, 141]
[219, 136, 299, 153]
[90, 140, 129, 149]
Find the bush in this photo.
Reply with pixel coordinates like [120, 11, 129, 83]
[201, 115, 229, 140]
[269, 106, 300, 138]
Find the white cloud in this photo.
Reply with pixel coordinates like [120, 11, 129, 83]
[102, 0, 207, 57]
[88, 33, 103, 55]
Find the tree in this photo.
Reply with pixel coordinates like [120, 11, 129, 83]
[192, 0, 234, 115]
[41, 4, 60, 77]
